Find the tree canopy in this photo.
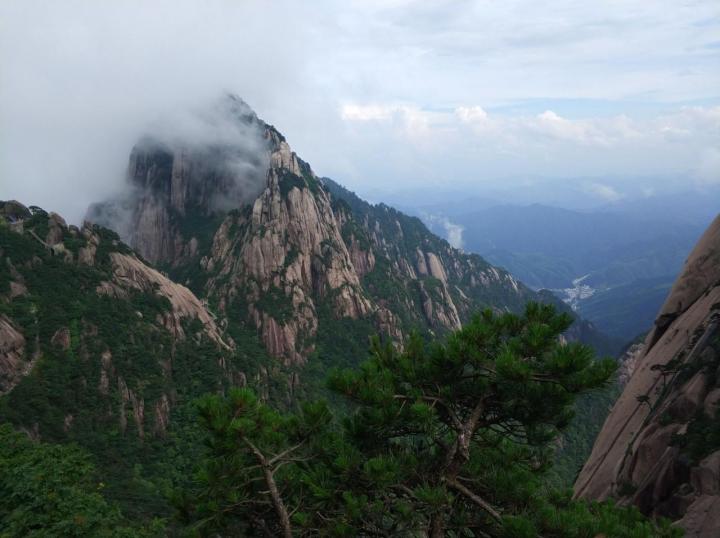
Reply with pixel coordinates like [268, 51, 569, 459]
[183, 303, 681, 537]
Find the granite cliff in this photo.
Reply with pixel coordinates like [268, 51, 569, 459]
[89, 95, 551, 371]
[575, 214, 720, 537]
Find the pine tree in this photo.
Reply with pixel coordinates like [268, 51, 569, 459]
[185, 303, 682, 537]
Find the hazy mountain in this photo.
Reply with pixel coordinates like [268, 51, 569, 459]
[418, 201, 710, 343]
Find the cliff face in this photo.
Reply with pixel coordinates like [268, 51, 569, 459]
[90, 95, 549, 368]
[575, 214, 720, 537]
[0, 201, 237, 440]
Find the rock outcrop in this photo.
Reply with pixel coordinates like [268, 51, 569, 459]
[575, 214, 720, 537]
[99, 252, 230, 349]
[90, 95, 544, 366]
[0, 206, 238, 441]
[0, 315, 28, 395]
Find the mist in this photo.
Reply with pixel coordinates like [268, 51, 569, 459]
[0, 0, 307, 224]
[1, 1, 718, 224]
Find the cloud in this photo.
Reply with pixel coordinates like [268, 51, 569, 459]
[585, 182, 624, 202]
[695, 148, 720, 185]
[0, 0, 308, 223]
[341, 104, 396, 121]
[0, 0, 718, 221]
[442, 219, 465, 250]
[421, 213, 465, 249]
[455, 106, 489, 123]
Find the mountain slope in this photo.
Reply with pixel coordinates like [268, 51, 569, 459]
[0, 201, 255, 517]
[1, 96, 618, 523]
[575, 213, 720, 537]
[90, 96, 569, 376]
[419, 202, 706, 346]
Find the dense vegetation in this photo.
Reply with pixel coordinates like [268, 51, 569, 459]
[0, 211, 275, 525]
[0, 203, 680, 535]
[181, 304, 679, 537]
[0, 424, 159, 537]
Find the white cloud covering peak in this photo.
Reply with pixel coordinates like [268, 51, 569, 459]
[0, 0, 718, 221]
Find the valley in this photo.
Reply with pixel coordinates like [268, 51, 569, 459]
[416, 201, 714, 344]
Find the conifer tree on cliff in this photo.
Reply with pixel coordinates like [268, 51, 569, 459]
[184, 303, 680, 537]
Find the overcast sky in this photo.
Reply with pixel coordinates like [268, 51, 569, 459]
[1, 0, 718, 222]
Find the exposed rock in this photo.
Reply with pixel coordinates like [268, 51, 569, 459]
[703, 388, 720, 418]
[78, 230, 98, 265]
[46, 212, 67, 246]
[100, 252, 230, 349]
[51, 327, 71, 350]
[0, 315, 27, 394]
[575, 214, 720, 537]
[203, 143, 376, 363]
[98, 350, 112, 395]
[676, 495, 720, 538]
[118, 376, 130, 433]
[153, 393, 171, 437]
[9, 280, 27, 299]
[617, 342, 645, 387]
[118, 376, 145, 438]
[647, 214, 720, 349]
[348, 236, 375, 277]
[426, 252, 448, 285]
[416, 248, 429, 276]
[0, 200, 31, 222]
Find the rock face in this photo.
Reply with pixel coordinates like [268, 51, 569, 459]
[0, 206, 236, 441]
[0, 315, 28, 395]
[88, 95, 269, 266]
[90, 94, 543, 366]
[99, 252, 230, 349]
[575, 214, 720, 537]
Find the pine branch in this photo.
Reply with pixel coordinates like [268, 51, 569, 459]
[445, 478, 501, 523]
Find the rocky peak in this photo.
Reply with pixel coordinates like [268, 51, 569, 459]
[87, 96, 587, 368]
[88, 94, 274, 265]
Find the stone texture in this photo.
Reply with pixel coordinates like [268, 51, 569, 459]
[575, 213, 720, 538]
[100, 252, 231, 350]
[0, 315, 27, 395]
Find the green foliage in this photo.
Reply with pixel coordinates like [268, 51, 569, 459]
[278, 170, 307, 198]
[550, 384, 620, 486]
[0, 424, 159, 537]
[180, 389, 334, 536]
[0, 218, 246, 524]
[186, 303, 677, 537]
[256, 285, 294, 324]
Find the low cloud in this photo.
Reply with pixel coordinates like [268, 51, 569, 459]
[422, 213, 465, 249]
[337, 103, 720, 193]
[88, 95, 271, 238]
[1, 0, 718, 217]
[585, 182, 624, 202]
[695, 148, 720, 185]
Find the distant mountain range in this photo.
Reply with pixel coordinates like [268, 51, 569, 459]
[415, 201, 714, 343]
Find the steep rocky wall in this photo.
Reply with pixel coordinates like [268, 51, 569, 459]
[575, 214, 720, 537]
[88, 95, 588, 368]
[0, 315, 29, 395]
[100, 252, 231, 350]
